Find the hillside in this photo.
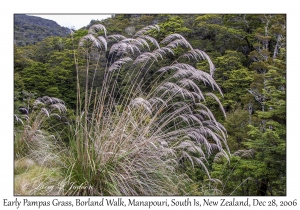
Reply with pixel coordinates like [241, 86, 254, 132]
[14, 14, 70, 46]
[14, 14, 286, 196]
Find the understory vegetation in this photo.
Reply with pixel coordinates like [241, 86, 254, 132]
[14, 14, 286, 196]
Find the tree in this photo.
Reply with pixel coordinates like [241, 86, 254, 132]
[214, 50, 254, 111]
[245, 14, 286, 196]
[14, 14, 286, 196]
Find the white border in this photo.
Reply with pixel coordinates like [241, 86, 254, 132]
[2, 1, 298, 209]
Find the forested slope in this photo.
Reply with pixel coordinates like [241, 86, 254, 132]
[14, 14, 70, 46]
[14, 14, 286, 196]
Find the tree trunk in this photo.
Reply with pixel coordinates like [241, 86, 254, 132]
[257, 178, 268, 196]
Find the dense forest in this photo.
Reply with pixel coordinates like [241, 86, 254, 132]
[14, 14, 286, 196]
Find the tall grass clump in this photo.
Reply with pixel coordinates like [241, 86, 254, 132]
[14, 96, 67, 195]
[62, 24, 230, 195]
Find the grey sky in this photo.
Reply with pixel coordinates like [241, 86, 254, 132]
[31, 14, 112, 30]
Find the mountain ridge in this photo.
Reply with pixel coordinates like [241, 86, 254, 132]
[14, 14, 70, 46]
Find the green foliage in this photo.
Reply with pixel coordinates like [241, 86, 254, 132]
[194, 15, 247, 54]
[14, 38, 77, 108]
[158, 15, 192, 37]
[224, 109, 251, 151]
[14, 45, 33, 71]
[14, 14, 286, 196]
[211, 153, 259, 196]
[22, 62, 53, 96]
[241, 14, 286, 196]
[245, 125, 286, 195]
[214, 50, 254, 110]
